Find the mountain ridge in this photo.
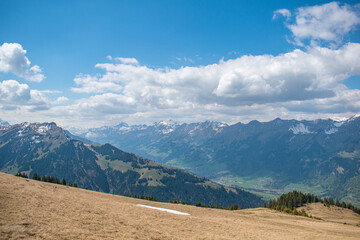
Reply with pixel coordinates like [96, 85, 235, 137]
[0, 121, 262, 208]
[73, 115, 360, 207]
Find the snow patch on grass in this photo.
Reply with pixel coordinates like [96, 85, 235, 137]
[137, 204, 190, 215]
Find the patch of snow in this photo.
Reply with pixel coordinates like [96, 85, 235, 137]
[154, 120, 178, 135]
[325, 128, 338, 134]
[351, 113, 360, 119]
[289, 123, 314, 134]
[117, 126, 130, 132]
[211, 122, 228, 133]
[344, 114, 360, 123]
[158, 120, 177, 127]
[137, 204, 190, 215]
[333, 122, 344, 127]
[31, 135, 41, 144]
[18, 122, 30, 136]
[31, 135, 39, 140]
[216, 122, 228, 128]
[36, 125, 50, 134]
[336, 166, 344, 174]
[161, 128, 174, 134]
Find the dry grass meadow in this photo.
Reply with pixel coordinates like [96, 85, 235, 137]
[0, 172, 359, 239]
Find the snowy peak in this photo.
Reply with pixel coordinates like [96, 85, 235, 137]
[0, 121, 69, 146]
[185, 121, 228, 137]
[331, 114, 360, 127]
[154, 120, 179, 134]
[113, 122, 148, 132]
[344, 114, 360, 124]
[154, 120, 178, 128]
[16, 122, 58, 137]
[114, 122, 129, 128]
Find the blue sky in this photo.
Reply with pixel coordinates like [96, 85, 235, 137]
[0, 0, 360, 128]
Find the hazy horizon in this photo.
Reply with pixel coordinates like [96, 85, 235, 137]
[1, 0, 360, 128]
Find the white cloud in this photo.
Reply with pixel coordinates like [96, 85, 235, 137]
[71, 74, 123, 93]
[54, 96, 69, 104]
[73, 43, 360, 105]
[282, 2, 360, 46]
[0, 43, 45, 82]
[114, 57, 139, 65]
[273, 9, 291, 20]
[284, 86, 360, 114]
[0, 80, 49, 110]
[3, 3, 360, 128]
[68, 93, 138, 116]
[62, 42, 360, 127]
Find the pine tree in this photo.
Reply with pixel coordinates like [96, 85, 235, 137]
[32, 173, 41, 181]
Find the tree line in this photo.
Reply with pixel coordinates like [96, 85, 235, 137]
[169, 199, 242, 210]
[15, 172, 78, 187]
[127, 194, 158, 202]
[265, 190, 360, 216]
[125, 194, 243, 210]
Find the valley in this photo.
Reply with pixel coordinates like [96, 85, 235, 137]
[0, 122, 262, 208]
[75, 116, 360, 206]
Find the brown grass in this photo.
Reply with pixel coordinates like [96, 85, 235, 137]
[298, 202, 360, 226]
[0, 172, 359, 239]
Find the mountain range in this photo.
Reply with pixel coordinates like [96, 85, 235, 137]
[73, 116, 360, 207]
[0, 121, 262, 207]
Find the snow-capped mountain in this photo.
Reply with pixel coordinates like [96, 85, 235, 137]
[0, 119, 10, 127]
[73, 115, 360, 207]
[0, 121, 262, 208]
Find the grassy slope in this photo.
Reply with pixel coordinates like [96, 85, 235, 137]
[297, 202, 360, 226]
[0, 172, 359, 240]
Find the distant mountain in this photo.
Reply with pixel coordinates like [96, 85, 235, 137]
[0, 119, 9, 126]
[76, 116, 360, 207]
[0, 122, 262, 207]
[63, 129, 97, 144]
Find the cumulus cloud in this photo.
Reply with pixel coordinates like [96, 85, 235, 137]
[72, 74, 123, 93]
[65, 93, 138, 118]
[275, 2, 360, 46]
[0, 80, 49, 110]
[72, 43, 360, 108]
[61, 41, 360, 127]
[107, 56, 139, 65]
[4, 3, 360, 127]
[53, 96, 69, 104]
[0, 43, 45, 82]
[284, 86, 360, 114]
[273, 9, 291, 20]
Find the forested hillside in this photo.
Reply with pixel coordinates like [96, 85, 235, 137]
[0, 122, 262, 207]
[77, 116, 360, 206]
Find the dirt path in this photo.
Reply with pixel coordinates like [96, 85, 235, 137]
[0, 172, 359, 239]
